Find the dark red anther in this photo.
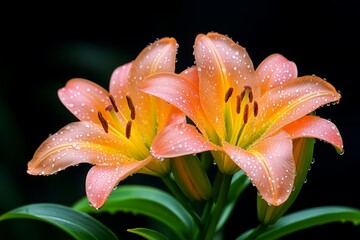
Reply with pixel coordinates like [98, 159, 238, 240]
[126, 96, 135, 120]
[236, 95, 241, 114]
[97, 111, 108, 133]
[248, 90, 253, 103]
[243, 104, 249, 124]
[224, 87, 234, 103]
[253, 101, 258, 117]
[109, 95, 119, 112]
[126, 120, 132, 139]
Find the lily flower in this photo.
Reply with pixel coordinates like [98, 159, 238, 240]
[140, 32, 343, 206]
[27, 37, 187, 209]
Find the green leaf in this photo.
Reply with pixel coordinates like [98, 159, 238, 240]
[0, 203, 118, 240]
[72, 185, 194, 240]
[237, 206, 360, 240]
[128, 228, 169, 240]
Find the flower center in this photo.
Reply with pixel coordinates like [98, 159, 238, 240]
[225, 86, 258, 146]
[97, 94, 149, 158]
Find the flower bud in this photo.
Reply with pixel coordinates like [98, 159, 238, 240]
[171, 154, 212, 201]
[257, 137, 315, 225]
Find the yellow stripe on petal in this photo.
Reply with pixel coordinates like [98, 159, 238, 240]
[239, 75, 341, 148]
[222, 130, 295, 206]
[27, 122, 144, 176]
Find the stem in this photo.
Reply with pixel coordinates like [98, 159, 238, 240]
[161, 174, 203, 229]
[203, 172, 232, 240]
[201, 200, 213, 222]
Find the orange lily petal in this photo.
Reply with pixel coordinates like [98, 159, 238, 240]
[194, 33, 254, 139]
[222, 130, 295, 206]
[27, 122, 137, 176]
[86, 157, 152, 209]
[126, 37, 179, 141]
[108, 62, 133, 125]
[140, 70, 207, 132]
[255, 53, 298, 97]
[127, 37, 177, 111]
[58, 78, 116, 124]
[151, 123, 216, 158]
[240, 75, 341, 147]
[283, 115, 343, 154]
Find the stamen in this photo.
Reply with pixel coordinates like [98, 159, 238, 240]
[126, 96, 135, 120]
[97, 111, 108, 133]
[109, 95, 119, 112]
[224, 87, 234, 103]
[248, 89, 253, 103]
[126, 120, 132, 138]
[253, 101, 258, 117]
[236, 95, 241, 114]
[240, 90, 245, 101]
[243, 104, 249, 123]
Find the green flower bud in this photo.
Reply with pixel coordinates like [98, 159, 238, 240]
[172, 154, 212, 201]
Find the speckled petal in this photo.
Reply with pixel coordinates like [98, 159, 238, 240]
[255, 53, 298, 97]
[108, 62, 132, 125]
[194, 33, 254, 139]
[283, 115, 343, 154]
[126, 37, 178, 142]
[240, 75, 341, 147]
[86, 157, 152, 209]
[222, 130, 295, 206]
[58, 78, 113, 124]
[141, 69, 208, 133]
[27, 121, 134, 176]
[150, 123, 216, 158]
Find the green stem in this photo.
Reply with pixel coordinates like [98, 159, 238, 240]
[203, 172, 232, 240]
[201, 200, 213, 222]
[161, 175, 203, 230]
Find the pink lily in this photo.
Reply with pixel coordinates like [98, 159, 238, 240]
[27, 37, 187, 209]
[140, 32, 343, 206]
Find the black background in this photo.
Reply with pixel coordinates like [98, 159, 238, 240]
[1, 0, 359, 239]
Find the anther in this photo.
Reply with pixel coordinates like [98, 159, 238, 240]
[253, 101, 258, 117]
[97, 111, 109, 133]
[240, 90, 245, 102]
[224, 87, 234, 103]
[109, 95, 119, 112]
[236, 95, 241, 114]
[248, 90, 253, 103]
[126, 96, 135, 120]
[126, 120, 132, 139]
[243, 104, 249, 123]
